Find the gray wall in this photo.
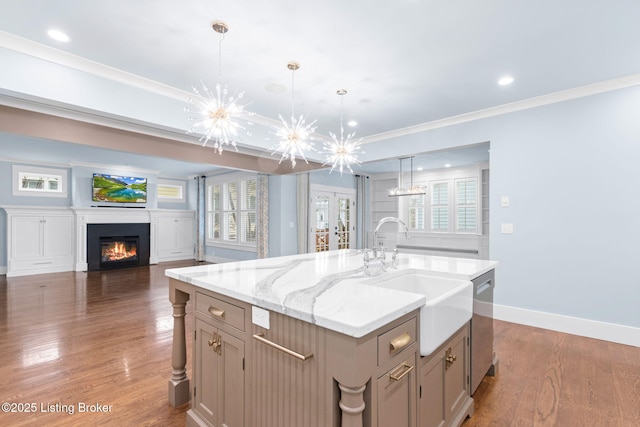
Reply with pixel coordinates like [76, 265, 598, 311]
[489, 87, 640, 328]
[268, 174, 298, 257]
[0, 158, 194, 270]
[2, 84, 639, 330]
[393, 85, 640, 329]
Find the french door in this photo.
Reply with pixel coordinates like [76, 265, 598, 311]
[309, 187, 356, 252]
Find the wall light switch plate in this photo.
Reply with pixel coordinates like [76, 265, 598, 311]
[501, 196, 510, 207]
[252, 306, 270, 329]
[501, 223, 514, 234]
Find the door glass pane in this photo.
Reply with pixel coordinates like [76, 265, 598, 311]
[337, 197, 351, 249]
[314, 196, 329, 252]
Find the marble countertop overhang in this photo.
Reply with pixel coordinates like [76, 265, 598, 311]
[166, 250, 498, 338]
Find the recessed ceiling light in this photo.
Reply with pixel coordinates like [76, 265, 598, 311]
[265, 83, 287, 94]
[444, 163, 451, 168]
[347, 120, 358, 127]
[498, 76, 514, 86]
[47, 29, 70, 42]
[417, 167, 424, 171]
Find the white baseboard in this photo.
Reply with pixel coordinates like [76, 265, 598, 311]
[0, 266, 6, 275]
[494, 304, 640, 348]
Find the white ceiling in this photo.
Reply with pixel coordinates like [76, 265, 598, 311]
[1, 0, 639, 175]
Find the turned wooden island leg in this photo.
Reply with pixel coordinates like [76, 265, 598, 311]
[338, 383, 366, 427]
[168, 286, 190, 407]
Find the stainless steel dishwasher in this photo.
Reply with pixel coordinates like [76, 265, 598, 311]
[471, 269, 498, 394]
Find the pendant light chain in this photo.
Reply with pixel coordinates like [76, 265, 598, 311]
[290, 66, 295, 118]
[340, 94, 345, 142]
[217, 32, 224, 81]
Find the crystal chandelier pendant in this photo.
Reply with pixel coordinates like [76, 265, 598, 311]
[185, 20, 252, 154]
[273, 112, 317, 168]
[323, 89, 363, 174]
[271, 62, 316, 168]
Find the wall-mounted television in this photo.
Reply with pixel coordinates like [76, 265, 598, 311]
[92, 173, 147, 203]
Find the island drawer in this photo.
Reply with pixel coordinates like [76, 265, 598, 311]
[196, 292, 245, 331]
[377, 316, 417, 366]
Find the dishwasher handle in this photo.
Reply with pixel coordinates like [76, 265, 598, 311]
[476, 280, 492, 295]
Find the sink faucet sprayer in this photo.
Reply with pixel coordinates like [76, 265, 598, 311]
[364, 217, 409, 276]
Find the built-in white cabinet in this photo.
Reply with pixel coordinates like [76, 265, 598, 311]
[3, 206, 75, 277]
[154, 210, 195, 262]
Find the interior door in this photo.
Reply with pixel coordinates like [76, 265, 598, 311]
[309, 188, 356, 252]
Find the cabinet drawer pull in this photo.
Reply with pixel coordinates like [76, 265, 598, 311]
[253, 333, 313, 361]
[389, 332, 411, 353]
[208, 306, 225, 318]
[389, 363, 414, 381]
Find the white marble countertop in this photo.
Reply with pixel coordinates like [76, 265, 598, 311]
[166, 250, 498, 338]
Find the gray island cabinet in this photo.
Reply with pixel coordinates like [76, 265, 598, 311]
[166, 250, 497, 427]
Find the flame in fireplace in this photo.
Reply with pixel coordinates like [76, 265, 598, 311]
[102, 241, 137, 262]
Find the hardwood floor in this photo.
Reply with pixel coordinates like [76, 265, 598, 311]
[1, 262, 638, 426]
[465, 322, 640, 427]
[0, 261, 197, 427]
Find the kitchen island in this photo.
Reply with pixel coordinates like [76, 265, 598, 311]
[166, 249, 497, 427]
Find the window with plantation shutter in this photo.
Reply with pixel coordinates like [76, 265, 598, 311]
[456, 179, 477, 232]
[408, 195, 425, 230]
[398, 167, 482, 236]
[206, 175, 257, 248]
[241, 179, 257, 243]
[431, 181, 449, 231]
[223, 182, 238, 241]
[207, 184, 221, 240]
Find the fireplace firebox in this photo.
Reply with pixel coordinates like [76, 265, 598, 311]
[100, 236, 139, 268]
[87, 223, 150, 271]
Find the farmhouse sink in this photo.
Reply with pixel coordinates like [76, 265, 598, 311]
[367, 270, 473, 356]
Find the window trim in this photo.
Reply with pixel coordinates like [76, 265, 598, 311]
[12, 165, 68, 198]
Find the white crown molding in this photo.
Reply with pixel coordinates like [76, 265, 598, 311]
[0, 30, 279, 129]
[0, 30, 190, 102]
[362, 72, 640, 144]
[494, 303, 640, 348]
[4, 30, 640, 148]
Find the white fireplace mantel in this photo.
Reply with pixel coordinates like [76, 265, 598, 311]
[2, 206, 195, 276]
[71, 207, 158, 271]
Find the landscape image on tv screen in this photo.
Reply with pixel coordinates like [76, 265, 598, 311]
[92, 173, 147, 203]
